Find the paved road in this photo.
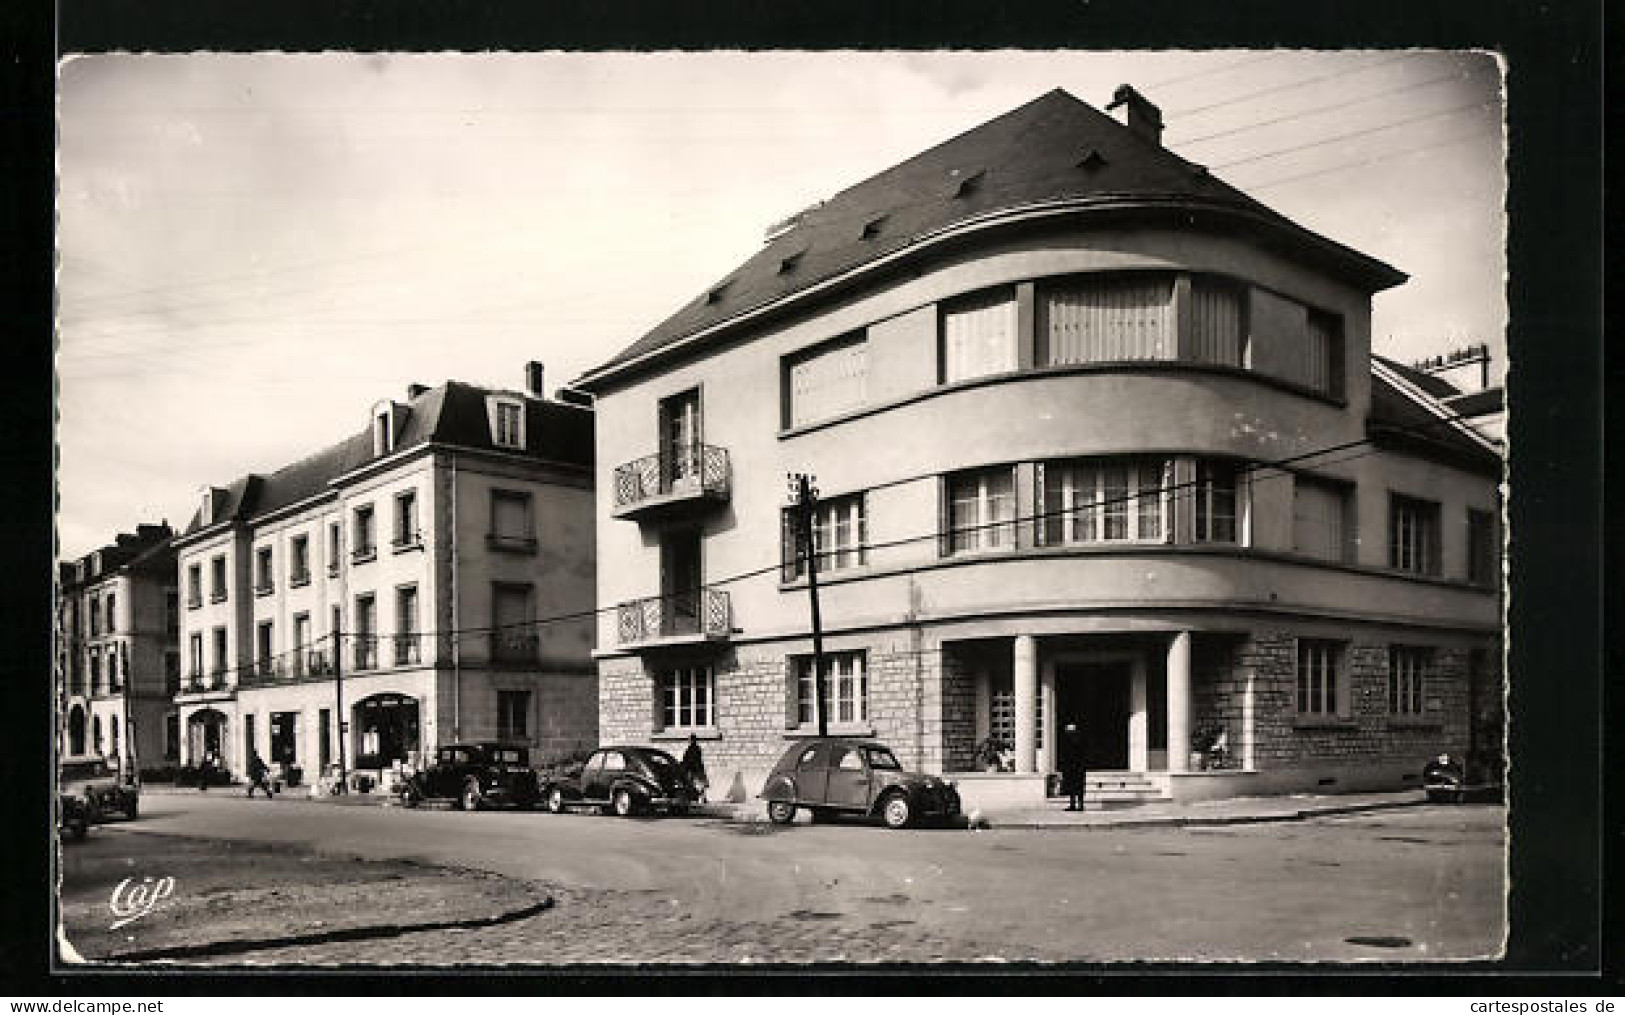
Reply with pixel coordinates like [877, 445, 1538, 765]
[107, 793, 1506, 963]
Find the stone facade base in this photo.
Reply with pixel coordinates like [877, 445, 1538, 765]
[951, 772, 1049, 812]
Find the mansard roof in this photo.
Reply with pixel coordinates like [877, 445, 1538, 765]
[579, 87, 1405, 388]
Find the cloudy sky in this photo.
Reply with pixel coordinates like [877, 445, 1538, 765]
[55, 50, 1505, 558]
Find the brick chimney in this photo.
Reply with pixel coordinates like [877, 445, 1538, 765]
[406, 382, 429, 400]
[525, 361, 545, 399]
[1107, 84, 1164, 147]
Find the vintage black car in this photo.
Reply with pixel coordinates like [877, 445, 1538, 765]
[759, 738, 961, 829]
[542, 746, 693, 817]
[60, 757, 139, 822]
[402, 742, 541, 811]
[59, 793, 90, 842]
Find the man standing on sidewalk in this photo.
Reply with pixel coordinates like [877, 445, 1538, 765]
[1061, 722, 1087, 811]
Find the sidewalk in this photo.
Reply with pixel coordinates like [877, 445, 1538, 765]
[696, 788, 1433, 829]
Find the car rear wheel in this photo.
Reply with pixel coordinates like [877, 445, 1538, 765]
[766, 801, 796, 825]
[612, 788, 636, 818]
[461, 782, 484, 812]
[880, 793, 912, 830]
[546, 787, 565, 814]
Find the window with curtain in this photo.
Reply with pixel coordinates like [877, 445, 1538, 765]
[1040, 457, 1172, 545]
[1040, 275, 1174, 365]
[1389, 494, 1441, 574]
[946, 467, 1017, 554]
[786, 333, 868, 427]
[941, 288, 1018, 383]
[1292, 475, 1349, 561]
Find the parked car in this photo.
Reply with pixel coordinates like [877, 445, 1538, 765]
[542, 746, 693, 817]
[759, 738, 961, 829]
[58, 793, 90, 842]
[59, 757, 139, 822]
[401, 742, 541, 811]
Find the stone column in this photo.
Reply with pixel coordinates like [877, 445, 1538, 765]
[1241, 666, 1256, 770]
[1014, 635, 1038, 774]
[1166, 630, 1192, 774]
[1128, 655, 1149, 771]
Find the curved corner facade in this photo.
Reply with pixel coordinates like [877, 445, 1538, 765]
[585, 211, 1502, 810]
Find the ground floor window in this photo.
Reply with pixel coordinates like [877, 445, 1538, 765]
[658, 666, 714, 730]
[1388, 646, 1431, 716]
[795, 651, 868, 726]
[1296, 639, 1343, 716]
[990, 681, 1044, 751]
[497, 689, 530, 741]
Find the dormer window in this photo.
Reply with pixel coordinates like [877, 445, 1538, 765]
[1076, 148, 1108, 171]
[371, 400, 398, 456]
[487, 396, 526, 451]
[777, 249, 806, 275]
[861, 215, 887, 240]
[951, 169, 986, 199]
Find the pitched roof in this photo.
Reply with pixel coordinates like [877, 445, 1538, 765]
[579, 87, 1405, 388]
[1372, 354, 1463, 399]
[180, 380, 592, 536]
[1368, 362, 1501, 474]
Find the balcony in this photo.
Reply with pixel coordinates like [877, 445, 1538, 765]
[393, 634, 423, 666]
[490, 631, 539, 667]
[391, 531, 424, 554]
[616, 587, 731, 651]
[351, 544, 378, 566]
[353, 635, 379, 672]
[612, 444, 731, 522]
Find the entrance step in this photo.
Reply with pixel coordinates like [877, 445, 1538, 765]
[1048, 772, 1171, 809]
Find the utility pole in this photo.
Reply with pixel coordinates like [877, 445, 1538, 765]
[788, 473, 828, 738]
[333, 627, 348, 794]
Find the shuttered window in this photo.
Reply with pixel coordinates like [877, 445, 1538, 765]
[787, 334, 868, 427]
[1189, 278, 1245, 366]
[942, 288, 1018, 382]
[1304, 311, 1341, 396]
[1040, 275, 1174, 365]
[1292, 475, 1348, 561]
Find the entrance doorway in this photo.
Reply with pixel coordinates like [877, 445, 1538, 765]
[1054, 661, 1132, 770]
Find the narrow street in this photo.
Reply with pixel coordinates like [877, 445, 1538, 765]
[60, 794, 1507, 964]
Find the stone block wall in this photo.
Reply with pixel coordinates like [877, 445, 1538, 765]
[939, 648, 978, 773]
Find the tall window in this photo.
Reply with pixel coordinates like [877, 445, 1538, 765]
[493, 399, 524, 450]
[1040, 457, 1170, 545]
[395, 585, 420, 665]
[352, 504, 377, 561]
[290, 534, 311, 585]
[292, 613, 312, 674]
[1296, 639, 1343, 716]
[372, 409, 392, 456]
[1040, 274, 1174, 365]
[105, 594, 116, 633]
[989, 682, 1044, 751]
[1467, 508, 1496, 586]
[393, 490, 420, 548]
[189, 633, 203, 679]
[210, 555, 228, 602]
[782, 493, 867, 579]
[89, 652, 101, 696]
[658, 666, 714, 731]
[256, 621, 274, 676]
[165, 651, 180, 694]
[1292, 475, 1350, 561]
[354, 594, 377, 670]
[489, 489, 535, 551]
[1188, 277, 1246, 367]
[497, 690, 530, 740]
[491, 583, 535, 663]
[1303, 310, 1343, 396]
[187, 564, 202, 607]
[327, 521, 342, 576]
[1388, 646, 1431, 716]
[941, 287, 1018, 383]
[1194, 461, 1241, 543]
[946, 467, 1017, 554]
[255, 546, 274, 593]
[211, 627, 228, 679]
[89, 599, 101, 636]
[786, 333, 869, 427]
[795, 651, 868, 727]
[1389, 494, 1441, 574]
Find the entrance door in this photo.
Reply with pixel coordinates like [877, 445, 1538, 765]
[1055, 662, 1132, 770]
[660, 531, 702, 636]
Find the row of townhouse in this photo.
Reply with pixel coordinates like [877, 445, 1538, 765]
[57, 84, 1505, 809]
[56, 524, 179, 772]
[167, 367, 598, 785]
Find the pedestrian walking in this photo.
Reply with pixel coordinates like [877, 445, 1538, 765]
[1061, 721, 1088, 811]
[246, 750, 274, 799]
[680, 733, 709, 803]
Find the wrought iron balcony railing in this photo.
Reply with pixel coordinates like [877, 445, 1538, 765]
[353, 634, 379, 671]
[612, 443, 731, 518]
[490, 631, 539, 665]
[616, 587, 731, 647]
[393, 634, 423, 666]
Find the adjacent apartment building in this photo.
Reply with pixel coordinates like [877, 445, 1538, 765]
[172, 365, 597, 787]
[574, 87, 1503, 810]
[57, 523, 180, 774]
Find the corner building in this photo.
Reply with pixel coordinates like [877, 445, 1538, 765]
[172, 366, 597, 786]
[575, 88, 1503, 810]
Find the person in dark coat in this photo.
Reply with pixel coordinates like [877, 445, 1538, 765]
[246, 750, 273, 798]
[1060, 722, 1088, 811]
[198, 750, 215, 792]
[680, 733, 709, 802]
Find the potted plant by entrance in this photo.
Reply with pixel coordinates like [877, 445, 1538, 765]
[1191, 723, 1226, 771]
[974, 736, 1013, 773]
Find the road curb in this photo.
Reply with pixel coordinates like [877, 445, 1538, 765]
[98, 895, 556, 963]
[982, 797, 1429, 830]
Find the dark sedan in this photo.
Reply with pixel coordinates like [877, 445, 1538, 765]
[542, 746, 693, 817]
[759, 738, 961, 829]
[402, 742, 541, 811]
[59, 794, 90, 842]
[60, 757, 139, 822]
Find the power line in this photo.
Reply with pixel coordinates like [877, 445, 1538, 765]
[1166, 52, 1416, 119]
[1145, 53, 1285, 91]
[1208, 99, 1498, 172]
[1241, 127, 1498, 193]
[1165, 70, 1468, 148]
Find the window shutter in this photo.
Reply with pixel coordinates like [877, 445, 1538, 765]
[784, 659, 801, 729]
